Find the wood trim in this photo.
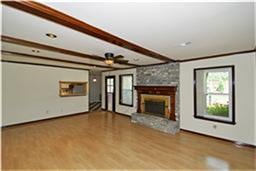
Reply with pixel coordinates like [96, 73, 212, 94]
[1, 1, 174, 62]
[193, 65, 235, 125]
[178, 49, 255, 63]
[119, 74, 134, 107]
[138, 62, 171, 68]
[101, 49, 256, 71]
[114, 112, 131, 118]
[1, 60, 89, 71]
[102, 49, 256, 73]
[102, 62, 175, 72]
[2, 111, 89, 128]
[101, 66, 137, 72]
[180, 129, 256, 148]
[104, 61, 173, 71]
[1, 35, 137, 67]
[2, 50, 115, 69]
[100, 109, 131, 118]
[2, 35, 103, 60]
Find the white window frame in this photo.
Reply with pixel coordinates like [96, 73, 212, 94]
[202, 68, 233, 122]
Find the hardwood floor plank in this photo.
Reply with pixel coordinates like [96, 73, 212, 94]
[2, 111, 255, 169]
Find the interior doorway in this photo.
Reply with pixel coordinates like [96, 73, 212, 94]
[105, 76, 115, 112]
[89, 70, 102, 112]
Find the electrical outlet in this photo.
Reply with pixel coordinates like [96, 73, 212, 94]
[213, 125, 217, 129]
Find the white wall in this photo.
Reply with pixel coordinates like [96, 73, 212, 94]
[254, 2, 256, 48]
[2, 62, 89, 126]
[254, 53, 256, 144]
[180, 52, 256, 145]
[102, 68, 137, 115]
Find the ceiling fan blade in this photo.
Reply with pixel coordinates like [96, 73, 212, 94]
[116, 60, 129, 64]
[114, 55, 124, 59]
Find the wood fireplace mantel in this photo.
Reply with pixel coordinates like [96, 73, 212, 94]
[134, 86, 177, 121]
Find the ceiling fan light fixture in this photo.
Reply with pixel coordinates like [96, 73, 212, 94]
[105, 59, 114, 65]
[104, 52, 114, 65]
[105, 52, 114, 58]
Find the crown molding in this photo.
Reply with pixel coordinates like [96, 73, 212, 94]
[178, 49, 256, 63]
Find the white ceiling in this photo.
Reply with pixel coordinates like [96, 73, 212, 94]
[2, 4, 162, 67]
[1, 2, 255, 68]
[42, 2, 255, 59]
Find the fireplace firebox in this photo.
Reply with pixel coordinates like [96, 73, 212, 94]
[144, 100, 165, 116]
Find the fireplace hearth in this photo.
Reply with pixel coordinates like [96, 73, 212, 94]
[131, 113, 179, 134]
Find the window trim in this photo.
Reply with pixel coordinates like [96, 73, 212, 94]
[194, 65, 235, 125]
[119, 74, 134, 107]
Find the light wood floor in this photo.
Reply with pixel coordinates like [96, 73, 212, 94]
[2, 111, 255, 170]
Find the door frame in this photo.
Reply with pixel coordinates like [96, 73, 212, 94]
[105, 76, 115, 112]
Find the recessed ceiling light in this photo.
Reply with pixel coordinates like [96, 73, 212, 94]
[46, 33, 57, 39]
[179, 41, 192, 47]
[32, 49, 40, 53]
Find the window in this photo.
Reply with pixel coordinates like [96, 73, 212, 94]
[194, 66, 235, 124]
[59, 81, 87, 97]
[119, 74, 133, 106]
[107, 78, 114, 93]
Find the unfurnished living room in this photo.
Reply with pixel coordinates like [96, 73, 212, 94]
[1, 1, 256, 170]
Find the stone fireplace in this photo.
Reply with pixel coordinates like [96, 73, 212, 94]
[132, 63, 180, 134]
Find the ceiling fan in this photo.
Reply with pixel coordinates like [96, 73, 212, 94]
[104, 52, 129, 65]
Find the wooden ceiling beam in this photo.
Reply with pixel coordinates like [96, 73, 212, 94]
[2, 1, 175, 62]
[1, 50, 116, 69]
[1, 35, 137, 67]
